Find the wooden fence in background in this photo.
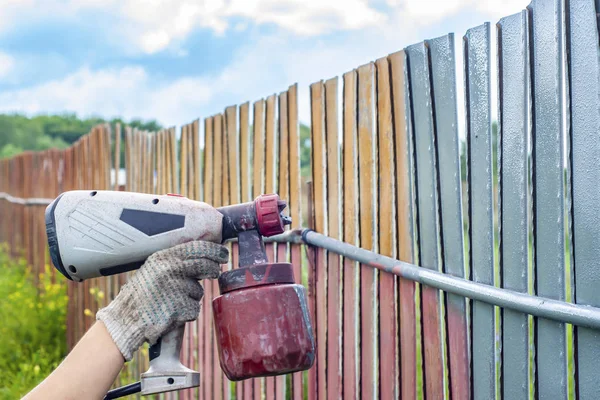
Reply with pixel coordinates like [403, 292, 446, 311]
[3, 0, 600, 399]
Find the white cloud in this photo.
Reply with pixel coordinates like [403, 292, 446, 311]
[390, 0, 528, 22]
[0, 66, 213, 124]
[0, 0, 386, 54]
[0, 0, 529, 55]
[117, 0, 387, 53]
[0, 0, 529, 127]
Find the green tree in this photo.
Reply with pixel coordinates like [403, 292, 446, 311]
[0, 114, 162, 159]
[300, 123, 311, 178]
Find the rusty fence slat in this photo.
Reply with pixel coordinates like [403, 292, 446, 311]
[276, 91, 289, 400]
[140, 131, 148, 193]
[190, 121, 201, 400]
[180, 125, 188, 197]
[275, 90, 290, 400]
[170, 127, 178, 195]
[113, 123, 121, 191]
[193, 120, 201, 201]
[286, 82, 304, 400]
[264, 93, 278, 400]
[388, 50, 419, 400]
[214, 115, 224, 207]
[305, 183, 317, 400]
[323, 76, 342, 400]
[238, 102, 251, 400]
[529, 0, 571, 398]
[568, 1, 600, 398]
[215, 113, 226, 400]
[342, 70, 359, 400]
[265, 94, 277, 198]
[226, 105, 240, 206]
[240, 103, 251, 203]
[356, 62, 378, 400]
[405, 42, 446, 400]
[199, 118, 212, 400]
[498, 10, 533, 400]
[428, 33, 471, 399]
[203, 117, 215, 400]
[184, 123, 195, 400]
[180, 125, 189, 400]
[253, 100, 266, 198]
[375, 56, 398, 400]
[154, 130, 161, 194]
[251, 99, 266, 400]
[464, 22, 498, 400]
[223, 109, 235, 400]
[309, 80, 327, 400]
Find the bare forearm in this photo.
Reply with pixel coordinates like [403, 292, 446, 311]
[23, 321, 124, 400]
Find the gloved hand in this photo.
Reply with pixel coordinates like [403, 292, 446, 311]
[96, 240, 229, 361]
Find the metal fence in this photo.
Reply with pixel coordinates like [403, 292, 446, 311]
[1, 0, 600, 398]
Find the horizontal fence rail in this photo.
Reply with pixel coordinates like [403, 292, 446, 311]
[2, 0, 600, 399]
[265, 230, 600, 330]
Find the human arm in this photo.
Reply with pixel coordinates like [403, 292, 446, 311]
[23, 240, 228, 400]
[23, 321, 124, 400]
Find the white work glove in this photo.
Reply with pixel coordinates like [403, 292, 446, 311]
[96, 240, 229, 361]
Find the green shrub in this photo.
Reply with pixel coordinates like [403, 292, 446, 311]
[0, 244, 68, 399]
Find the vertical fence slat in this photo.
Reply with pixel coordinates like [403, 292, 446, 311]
[275, 90, 290, 400]
[342, 70, 359, 400]
[155, 130, 162, 194]
[113, 124, 121, 191]
[464, 22, 498, 400]
[287, 83, 304, 400]
[252, 99, 266, 400]
[125, 127, 132, 192]
[529, 0, 571, 398]
[213, 116, 224, 207]
[226, 105, 240, 206]
[356, 62, 378, 400]
[141, 131, 149, 193]
[253, 100, 266, 197]
[323, 76, 342, 400]
[225, 105, 239, 400]
[309, 80, 327, 400]
[405, 42, 446, 400]
[150, 130, 156, 195]
[498, 10, 532, 400]
[264, 93, 278, 400]
[214, 114, 225, 400]
[375, 56, 398, 400]
[240, 103, 250, 203]
[237, 102, 250, 400]
[568, 0, 600, 399]
[188, 120, 200, 400]
[202, 117, 215, 400]
[389, 50, 419, 400]
[428, 33, 471, 399]
[170, 127, 178, 195]
[265, 94, 277, 197]
[181, 125, 188, 197]
[180, 124, 191, 400]
[193, 119, 201, 201]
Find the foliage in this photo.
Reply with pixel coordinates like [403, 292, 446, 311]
[299, 123, 311, 178]
[0, 245, 68, 399]
[0, 113, 162, 159]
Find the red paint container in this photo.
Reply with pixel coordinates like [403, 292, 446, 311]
[212, 262, 315, 381]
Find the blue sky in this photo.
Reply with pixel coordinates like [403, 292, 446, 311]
[0, 0, 529, 127]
